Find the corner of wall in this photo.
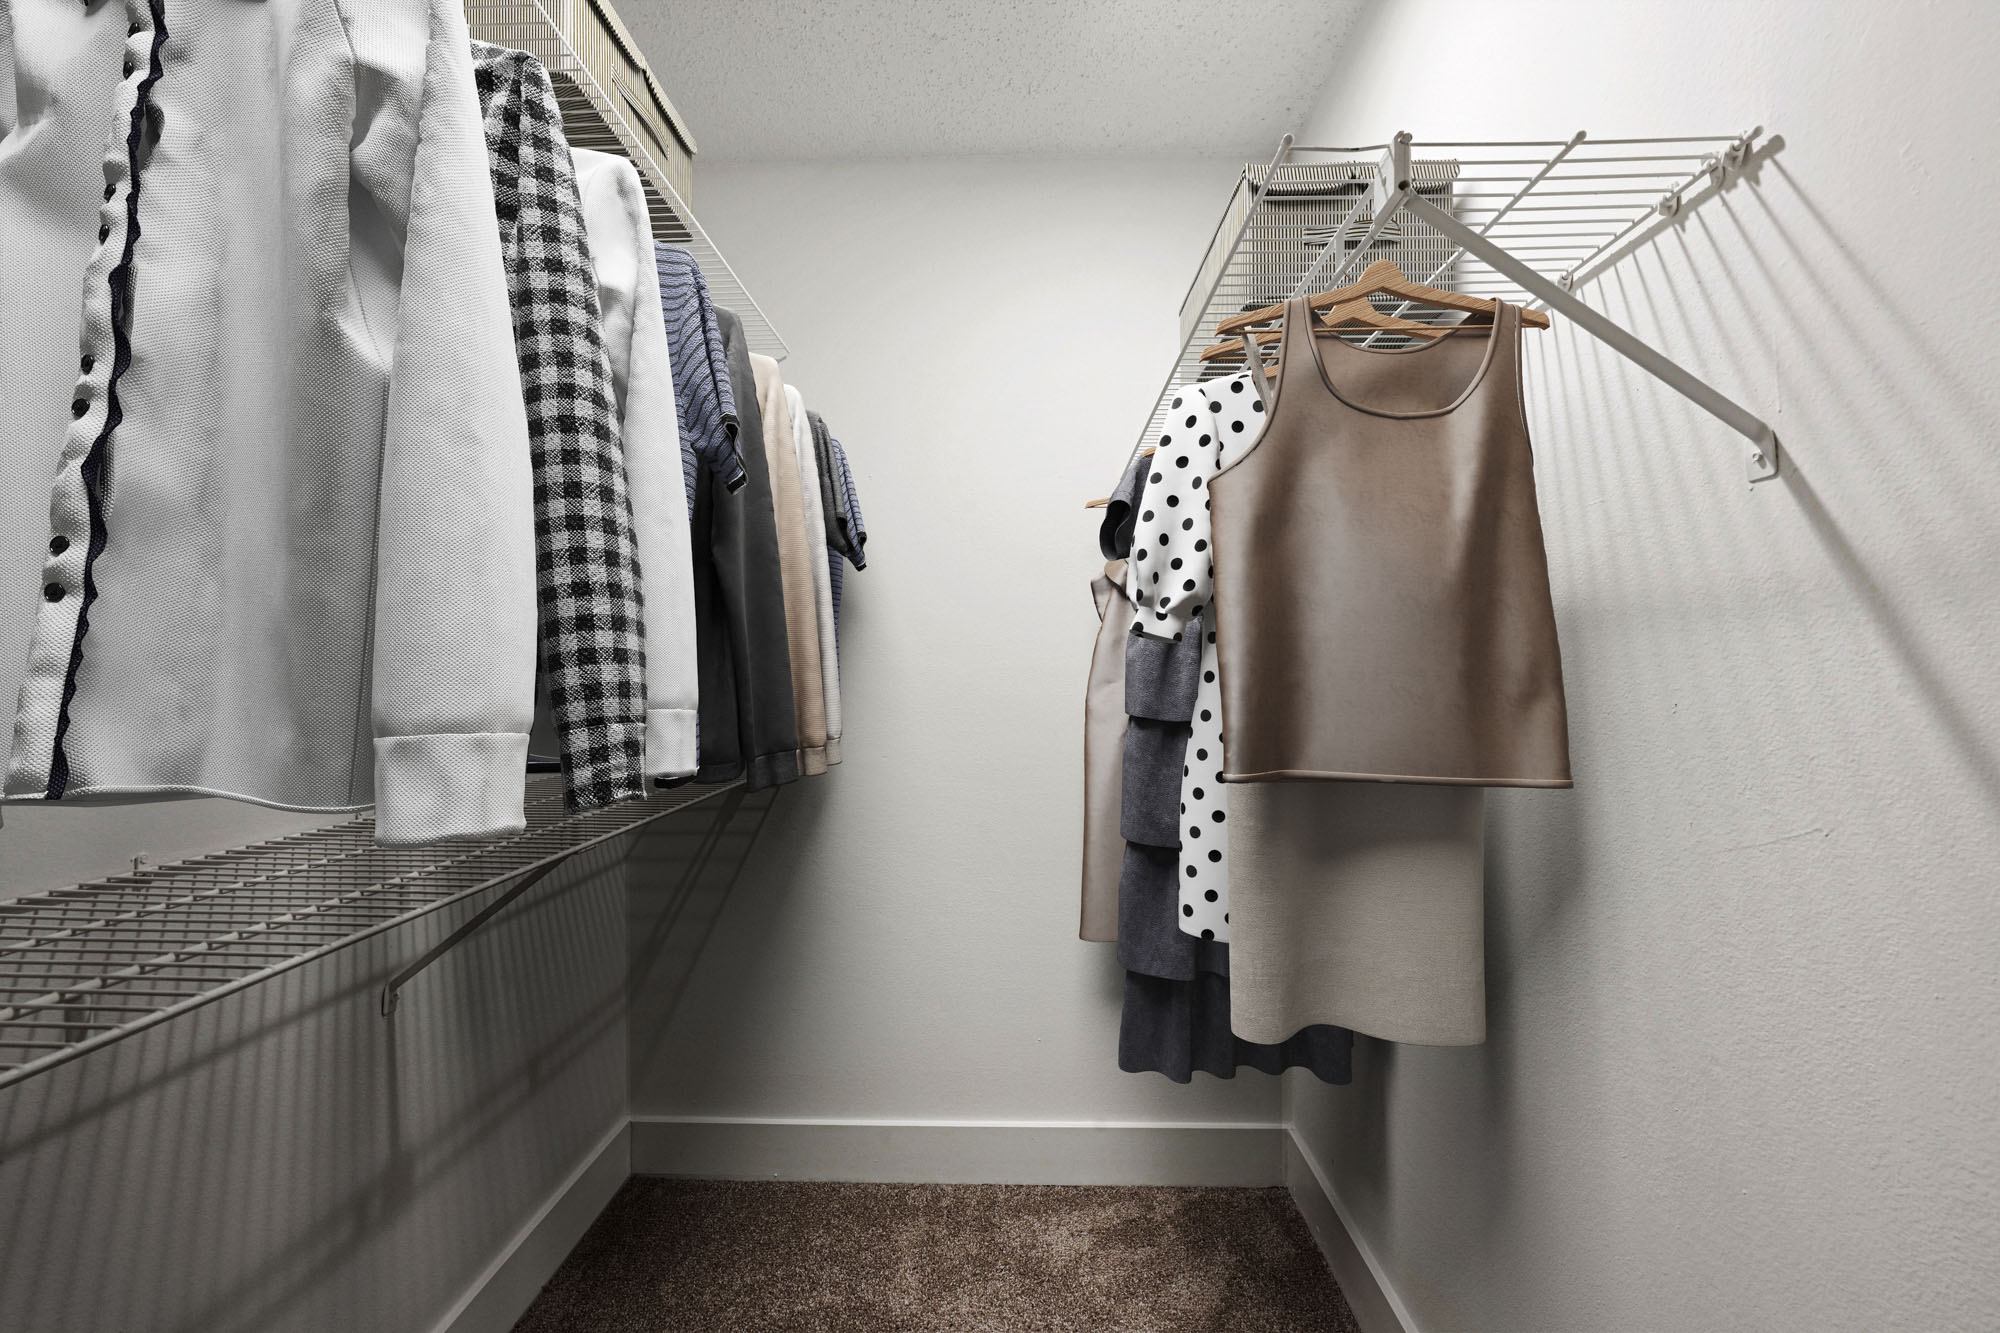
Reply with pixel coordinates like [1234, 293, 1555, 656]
[431, 1121, 632, 1333]
[1282, 1116, 1416, 1333]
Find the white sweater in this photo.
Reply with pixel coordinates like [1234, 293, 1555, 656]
[0, 0, 537, 843]
[570, 147, 700, 778]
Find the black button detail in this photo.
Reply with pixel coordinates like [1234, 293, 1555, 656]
[123, 55, 136, 76]
[49, 535, 70, 556]
[103, 182, 116, 201]
[44, 583, 66, 603]
[71, 398, 88, 418]
[80, 355, 94, 374]
[98, 224, 110, 242]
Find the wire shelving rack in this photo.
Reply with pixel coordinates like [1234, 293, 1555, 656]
[0, 776, 744, 1091]
[1134, 127, 1773, 480]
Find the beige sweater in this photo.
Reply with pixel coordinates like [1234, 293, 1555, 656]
[785, 383, 842, 764]
[750, 355, 828, 775]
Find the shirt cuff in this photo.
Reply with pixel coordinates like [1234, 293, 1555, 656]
[718, 414, 748, 493]
[646, 707, 699, 779]
[373, 732, 528, 845]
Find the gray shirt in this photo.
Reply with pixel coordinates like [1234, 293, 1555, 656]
[689, 309, 801, 789]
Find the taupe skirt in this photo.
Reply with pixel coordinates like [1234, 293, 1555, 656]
[1227, 782, 1486, 1046]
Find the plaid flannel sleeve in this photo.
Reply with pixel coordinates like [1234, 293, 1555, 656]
[472, 43, 648, 811]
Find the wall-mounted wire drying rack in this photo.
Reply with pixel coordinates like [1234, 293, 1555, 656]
[1133, 127, 1777, 481]
[466, 0, 789, 361]
[0, 776, 744, 1092]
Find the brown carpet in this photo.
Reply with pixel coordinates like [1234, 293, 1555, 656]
[514, 1179, 1358, 1333]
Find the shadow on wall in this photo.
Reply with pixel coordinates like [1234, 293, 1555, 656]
[1307, 788, 1591, 1251]
[1524, 130, 2000, 828]
[1746, 155, 2000, 814]
[0, 838, 636, 1333]
[626, 786, 784, 1063]
[1289, 118, 2000, 1325]
[625, 784, 800, 1097]
[1604, 135, 2000, 814]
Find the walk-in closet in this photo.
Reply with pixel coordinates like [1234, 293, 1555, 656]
[1, 2, 1995, 1330]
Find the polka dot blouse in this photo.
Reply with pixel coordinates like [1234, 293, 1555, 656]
[1125, 372, 1264, 639]
[1126, 371, 1267, 941]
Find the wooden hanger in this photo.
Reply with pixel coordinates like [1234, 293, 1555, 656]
[1084, 446, 1155, 508]
[1200, 295, 1451, 366]
[1213, 258, 1550, 337]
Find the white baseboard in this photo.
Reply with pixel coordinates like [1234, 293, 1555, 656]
[431, 1120, 632, 1333]
[629, 1115, 1287, 1186]
[1283, 1126, 1418, 1333]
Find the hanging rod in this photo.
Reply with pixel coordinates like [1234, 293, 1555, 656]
[1356, 131, 1585, 348]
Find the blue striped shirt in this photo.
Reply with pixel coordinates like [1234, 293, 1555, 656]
[825, 430, 867, 648]
[831, 431, 867, 568]
[654, 244, 745, 514]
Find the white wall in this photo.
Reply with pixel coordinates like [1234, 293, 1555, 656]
[626, 156, 1286, 1126]
[1285, 2, 2000, 1330]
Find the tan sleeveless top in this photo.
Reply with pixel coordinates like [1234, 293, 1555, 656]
[1209, 297, 1571, 787]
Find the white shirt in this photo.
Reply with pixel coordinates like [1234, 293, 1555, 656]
[571, 147, 700, 778]
[0, 0, 536, 843]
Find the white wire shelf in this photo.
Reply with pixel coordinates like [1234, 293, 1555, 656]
[0, 776, 743, 1090]
[1135, 128, 1766, 475]
[466, 0, 788, 361]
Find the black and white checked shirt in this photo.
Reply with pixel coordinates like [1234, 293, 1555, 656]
[472, 43, 648, 811]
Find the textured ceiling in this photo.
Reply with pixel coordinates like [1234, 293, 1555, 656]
[622, 0, 1363, 161]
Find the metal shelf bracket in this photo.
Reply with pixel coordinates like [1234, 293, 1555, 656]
[1385, 131, 1781, 483]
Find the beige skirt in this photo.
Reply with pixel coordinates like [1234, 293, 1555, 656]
[1227, 782, 1486, 1046]
[1079, 561, 1129, 942]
